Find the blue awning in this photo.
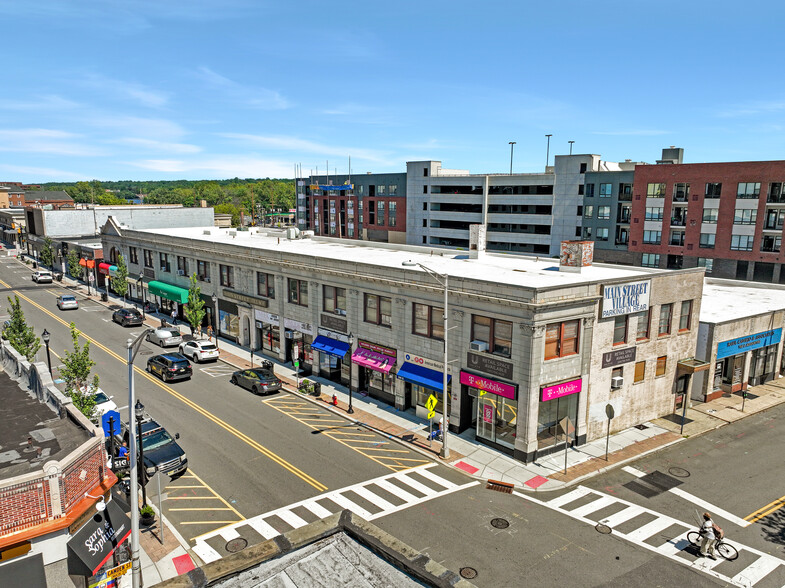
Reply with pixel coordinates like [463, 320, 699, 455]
[311, 335, 351, 357]
[396, 362, 451, 392]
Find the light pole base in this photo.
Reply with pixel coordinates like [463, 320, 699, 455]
[439, 447, 449, 459]
[347, 406, 354, 414]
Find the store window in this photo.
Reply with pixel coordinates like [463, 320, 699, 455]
[537, 391, 577, 450]
[658, 304, 673, 336]
[634, 361, 646, 383]
[656, 356, 667, 376]
[257, 272, 275, 298]
[636, 309, 650, 340]
[679, 300, 692, 331]
[476, 394, 517, 451]
[364, 293, 392, 327]
[544, 320, 579, 360]
[323, 285, 346, 314]
[613, 315, 628, 345]
[471, 315, 512, 357]
[219, 264, 234, 288]
[413, 303, 444, 339]
[288, 278, 309, 306]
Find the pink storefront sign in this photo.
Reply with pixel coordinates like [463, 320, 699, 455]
[482, 404, 494, 423]
[541, 378, 582, 402]
[459, 371, 516, 400]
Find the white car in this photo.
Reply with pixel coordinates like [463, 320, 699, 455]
[56, 294, 79, 310]
[32, 270, 53, 283]
[80, 387, 118, 419]
[179, 340, 219, 363]
[146, 328, 183, 347]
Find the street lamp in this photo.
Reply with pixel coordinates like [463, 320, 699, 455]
[545, 134, 553, 169]
[568, 140, 575, 155]
[402, 261, 450, 459]
[347, 333, 355, 414]
[212, 294, 219, 352]
[508, 141, 516, 175]
[138, 278, 146, 319]
[135, 399, 147, 508]
[41, 329, 51, 373]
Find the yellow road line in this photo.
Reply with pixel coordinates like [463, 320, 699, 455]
[1, 279, 328, 493]
[745, 494, 785, 523]
[352, 447, 410, 453]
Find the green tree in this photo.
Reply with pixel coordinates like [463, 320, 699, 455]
[2, 296, 41, 361]
[214, 202, 242, 226]
[184, 274, 206, 336]
[67, 250, 83, 280]
[40, 237, 54, 268]
[112, 254, 129, 305]
[60, 323, 99, 420]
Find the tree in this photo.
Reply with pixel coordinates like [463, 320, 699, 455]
[67, 250, 82, 280]
[2, 296, 41, 361]
[184, 274, 206, 336]
[112, 254, 129, 305]
[40, 237, 54, 268]
[60, 323, 99, 420]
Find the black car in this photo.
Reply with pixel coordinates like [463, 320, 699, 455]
[113, 308, 144, 327]
[230, 365, 282, 395]
[147, 353, 192, 382]
[112, 416, 187, 477]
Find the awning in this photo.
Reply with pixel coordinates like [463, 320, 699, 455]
[98, 262, 112, 275]
[0, 554, 46, 586]
[125, 272, 143, 285]
[397, 362, 451, 392]
[148, 280, 189, 304]
[108, 265, 119, 277]
[79, 258, 96, 269]
[67, 499, 132, 576]
[351, 348, 395, 374]
[310, 335, 350, 357]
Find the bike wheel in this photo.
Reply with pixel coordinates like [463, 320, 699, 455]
[686, 531, 702, 548]
[717, 542, 738, 561]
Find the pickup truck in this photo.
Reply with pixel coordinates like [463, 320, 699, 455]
[112, 415, 188, 478]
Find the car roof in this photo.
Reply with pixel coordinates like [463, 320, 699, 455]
[158, 353, 188, 361]
[60, 295, 76, 299]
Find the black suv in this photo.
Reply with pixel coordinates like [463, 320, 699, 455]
[112, 308, 144, 327]
[147, 353, 192, 382]
[112, 416, 188, 478]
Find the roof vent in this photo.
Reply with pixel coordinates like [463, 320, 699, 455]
[203, 230, 211, 235]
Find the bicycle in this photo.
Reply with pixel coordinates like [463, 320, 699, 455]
[686, 531, 739, 561]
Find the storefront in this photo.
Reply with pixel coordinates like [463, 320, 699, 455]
[147, 280, 189, 317]
[351, 340, 397, 405]
[217, 299, 240, 342]
[66, 499, 132, 583]
[536, 377, 582, 455]
[716, 328, 782, 391]
[255, 310, 281, 357]
[311, 330, 351, 383]
[398, 352, 451, 415]
[460, 371, 518, 453]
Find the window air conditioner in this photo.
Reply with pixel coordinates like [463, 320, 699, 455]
[470, 340, 488, 352]
[177, 270, 185, 276]
[203, 276, 210, 282]
[611, 376, 624, 389]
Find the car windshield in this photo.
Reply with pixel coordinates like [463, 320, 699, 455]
[94, 392, 110, 404]
[253, 370, 276, 381]
[160, 330, 178, 337]
[61, 296, 75, 302]
[141, 430, 173, 451]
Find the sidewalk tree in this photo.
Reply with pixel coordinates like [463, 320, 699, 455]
[2, 296, 40, 361]
[111, 254, 129, 306]
[40, 237, 54, 268]
[60, 322, 99, 420]
[184, 273, 206, 336]
[67, 250, 82, 279]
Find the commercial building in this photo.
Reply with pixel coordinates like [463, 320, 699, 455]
[101, 222, 703, 463]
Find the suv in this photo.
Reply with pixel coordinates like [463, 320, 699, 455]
[113, 308, 144, 327]
[147, 353, 192, 382]
[32, 270, 53, 283]
[113, 415, 188, 478]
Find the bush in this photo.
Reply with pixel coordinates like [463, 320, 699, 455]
[140, 504, 155, 517]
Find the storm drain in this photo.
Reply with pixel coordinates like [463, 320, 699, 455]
[225, 538, 248, 553]
[490, 518, 509, 529]
[595, 523, 612, 534]
[460, 567, 478, 579]
[668, 466, 691, 478]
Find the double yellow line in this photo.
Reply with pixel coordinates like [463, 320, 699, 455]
[1, 279, 327, 492]
[745, 494, 785, 524]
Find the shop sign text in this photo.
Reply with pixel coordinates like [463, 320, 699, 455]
[717, 328, 782, 360]
[601, 280, 650, 318]
[460, 371, 516, 400]
[541, 378, 582, 402]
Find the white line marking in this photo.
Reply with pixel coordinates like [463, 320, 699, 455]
[374, 479, 419, 503]
[219, 527, 240, 541]
[303, 501, 332, 519]
[731, 555, 781, 586]
[327, 493, 374, 519]
[249, 519, 279, 540]
[625, 517, 679, 542]
[600, 505, 646, 528]
[570, 496, 616, 518]
[277, 510, 307, 529]
[547, 487, 593, 508]
[416, 467, 458, 489]
[351, 486, 396, 511]
[192, 542, 221, 564]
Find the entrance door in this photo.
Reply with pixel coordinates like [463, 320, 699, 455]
[537, 393, 579, 450]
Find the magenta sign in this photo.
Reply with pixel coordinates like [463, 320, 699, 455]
[460, 371, 517, 400]
[541, 378, 582, 402]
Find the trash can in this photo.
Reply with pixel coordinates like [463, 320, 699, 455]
[32, 261, 37, 268]
[312, 381, 322, 396]
[101, 293, 108, 302]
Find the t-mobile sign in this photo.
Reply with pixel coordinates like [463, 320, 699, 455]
[541, 377, 582, 402]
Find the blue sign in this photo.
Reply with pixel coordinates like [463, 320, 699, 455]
[102, 410, 122, 437]
[716, 328, 782, 360]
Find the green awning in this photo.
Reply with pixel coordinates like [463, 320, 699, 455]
[148, 280, 189, 304]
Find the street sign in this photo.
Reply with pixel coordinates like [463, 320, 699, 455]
[558, 416, 575, 439]
[106, 561, 131, 580]
[101, 410, 122, 437]
[427, 410, 435, 419]
[425, 394, 438, 411]
[89, 273, 94, 282]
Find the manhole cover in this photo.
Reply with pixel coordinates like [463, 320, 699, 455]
[668, 466, 691, 478]
[595, 523, 612, 534]
[490, 518, 509, 529]
[460, 567, 478, 579]
[634, 424, 649, 430]
[225, 538, 248, 553]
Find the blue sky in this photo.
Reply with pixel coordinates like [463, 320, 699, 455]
[2, 0, 784, 183]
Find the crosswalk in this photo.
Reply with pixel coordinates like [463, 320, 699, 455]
[517, 486, 785, 588]
[192, 463, 478, 564]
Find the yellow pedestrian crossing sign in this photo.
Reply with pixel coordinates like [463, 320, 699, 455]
[425, 394, 438, 411]
[427, 410, 435, 419]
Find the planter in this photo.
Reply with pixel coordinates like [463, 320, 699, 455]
[140, 513, 155, 526]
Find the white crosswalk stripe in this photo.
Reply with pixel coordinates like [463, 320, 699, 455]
[515, 486, 785, 588]
[192, 464, 478, 564]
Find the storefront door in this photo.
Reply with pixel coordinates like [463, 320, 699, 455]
[537, 393, 578, 451]
[750, 345, 777, 386]
[721, 355, 744, 392]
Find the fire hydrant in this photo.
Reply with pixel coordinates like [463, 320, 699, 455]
[332, 394, 338, 406]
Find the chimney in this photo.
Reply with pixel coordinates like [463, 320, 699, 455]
[469, 224, 487, 259]
[559, 240, 594, 273]
[200, 199, 207, 207]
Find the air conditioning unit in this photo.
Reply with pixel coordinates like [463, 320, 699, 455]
[203, 276, 211, 283]
[611, 376, 624, 389]
[470, 340, 488, 352]
[177, 270, 185, 276]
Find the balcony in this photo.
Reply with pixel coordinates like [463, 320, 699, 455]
[670, 217, 687, 227]
[669, 234, 685, 247]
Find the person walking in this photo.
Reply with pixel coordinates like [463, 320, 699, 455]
[699, 512, 718, 559]
[171, 308, 177, 326]
[207, 324, 213, 342]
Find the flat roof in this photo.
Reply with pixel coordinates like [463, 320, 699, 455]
[700, 279, 785, 323]
[132, 226, 675, 290]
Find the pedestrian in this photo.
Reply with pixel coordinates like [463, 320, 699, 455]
[207, 324, 213, 341]
[699, 512, 717, 559]
[196, 325, 202, 339]
[171, 308, 177, 325]
[118, 442, 128, 458]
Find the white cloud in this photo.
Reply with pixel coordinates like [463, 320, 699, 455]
[0, 128, 104, 156]
[0, 94, 80, 111]
[127, 156, 298, 179]
[77, 73, 169, 108]
[88, 116, 187, 140]
[110, 137, 202, 154]
[196, 67, 289, 110]
[219, 133, 389, 164]
[716, 100, 785, 118]
[0, 163, 87, 181]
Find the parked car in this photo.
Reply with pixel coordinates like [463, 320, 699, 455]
[179, 340, 219, 363]
[146, 353, 192, 382]
[56, 294, 78, 310]
[32, 270, 53, 283]
[91, 389, 118, 417]
[112, 308, 144, 327]
[114, 415, 187, 477]
[146, 328, 183, 347]
[230, 364, 282, 395]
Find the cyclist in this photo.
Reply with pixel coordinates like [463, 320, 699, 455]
[699, 512, 718, 559]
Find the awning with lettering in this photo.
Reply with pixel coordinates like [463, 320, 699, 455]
[98, 262, 112, 275]
[0, 553, 47, 586]
[351, 348, 395, 374]
[310, 335, 350, 358]
[396, 362, 451, 392]
[67, 499, 132, 576]
[148, 280, 189, 304]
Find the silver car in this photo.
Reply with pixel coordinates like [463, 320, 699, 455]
[146, 328, 183, 348]
[56, 294, 79, 310]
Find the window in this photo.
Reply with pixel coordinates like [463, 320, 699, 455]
[577, 206, 583, 216]
[641, 254, 660, 267]
[599, 183, 612, 198]
[423, 185, 428, 194]
[634, 361, 646, 383]
[699, 233, 715, 248]
[544, 320, 580, 360]
[288, 278, 308, 306]
[705, 183, 722, 198]
[219, 264, 234, 288]
[413, 303, 444, 339]
[613, 315, 628, 345]
[129, 247, 138, 264]
[730, 235, 754, 251]
[612, 366, 623, 381]
[323, 285, 346, 314]
[143, 249, 153, 269]
[472, 315, 513, 357]
[636, 309, 650, 340]
[389, 184, 398, 195]
[388, 201, 397, 227]
[737, 182, 761, 199]
[656, 356, 667, 377]
[159, 252, 170, 272]
[584, 205, 594, 218]
[377, 184, 386, 196]
[768, 182, 784, 203]
[761, 235, 782, 252]
[734, 209, 758, 225]
[583, 227, 593, 239]
[619, 183, 632, 200]
[177, 256, 188, 275]
[597, 227, 609, 241]
[645, 207, 664, 221]
[579, 163, 587, 173]
[597, 205, 611, 219]
[197, 260, 210, 282]
[377, 200, 385, 226]
[423, 202, 428, 211]
[697, 258, 714, 273]
[658, 303, 672, 336]
[364, 293, 391, 327]
[585, 183, 595, 197]
[643, 230, 661, 244]
[647, 183, 666, 198]
[578, 184, 584, 195]
[674, 183, 690, 201]
[423, 167, 428, 177]
[368, 200, 376, 224]
[257, 272, 275, 298]
[679, 300, 692, 331]
[702, 209, 718, 223]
